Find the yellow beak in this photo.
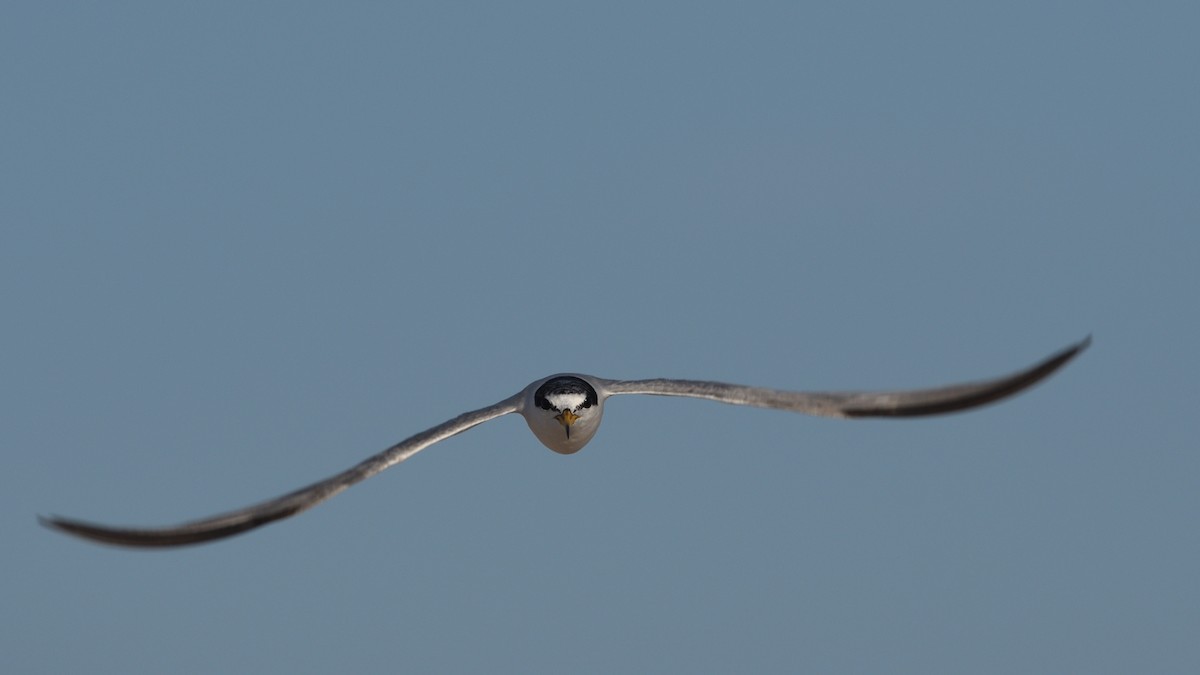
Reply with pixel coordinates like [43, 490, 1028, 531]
[555, 409, 580, 438]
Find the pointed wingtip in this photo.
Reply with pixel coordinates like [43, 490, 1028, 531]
[37, 514, 92, 541]
[37, 514, 62, 530]
[1028, 335, 1092, 381]
[39, 513, 89, 538]
[1061, 334, 1092, 362]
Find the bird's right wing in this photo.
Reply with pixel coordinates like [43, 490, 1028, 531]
[40, 394, 524, 548]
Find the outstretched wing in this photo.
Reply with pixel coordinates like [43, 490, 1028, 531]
[40, 395, 523, 548]
[602, 338, 1088, 418]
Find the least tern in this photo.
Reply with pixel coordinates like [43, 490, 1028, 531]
[41, 337, 1089, 548]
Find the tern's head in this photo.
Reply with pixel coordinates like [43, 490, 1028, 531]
[522, 375, 604, 454]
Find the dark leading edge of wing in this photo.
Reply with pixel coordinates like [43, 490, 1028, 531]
[839, 337, 1090, 417]
[835, 336, 1089, 415]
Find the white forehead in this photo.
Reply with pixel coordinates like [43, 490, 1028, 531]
[545, 391, 587, 411]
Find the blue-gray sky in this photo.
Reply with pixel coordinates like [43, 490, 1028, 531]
[3, 2, 1197, 673]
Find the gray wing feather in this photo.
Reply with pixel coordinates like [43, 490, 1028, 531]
[602, 338, 1088, 419]
[40, 395, 523, 548]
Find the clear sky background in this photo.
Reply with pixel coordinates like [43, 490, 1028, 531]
[3, 2, 1197, 673]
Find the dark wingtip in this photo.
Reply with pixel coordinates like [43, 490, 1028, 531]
[37, 512, 271, 548]
[842, 336, 1091, 418]
[37, 514, 118, 545]
[1045, 335, 1091, 371]
[37, 513, 129, 547]
[37, 514, 80, 535]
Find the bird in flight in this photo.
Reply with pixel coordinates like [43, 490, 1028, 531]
[41, 337, 1089, 548]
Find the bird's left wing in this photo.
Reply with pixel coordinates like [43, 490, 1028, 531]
[40, 394, 523, 548]
[600, 338, 1088, 419]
